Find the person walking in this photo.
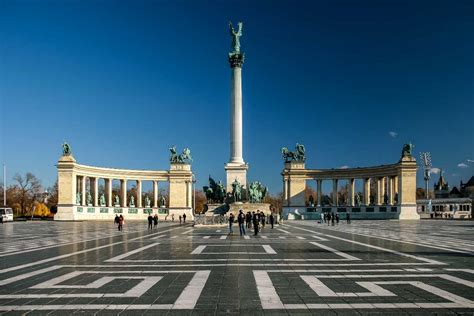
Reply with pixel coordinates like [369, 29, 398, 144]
[183, 213, 186, 223]
[260, 212, 266, 229]
[179, 215, 182, 225]
[238, 210, 246, 236]
[147, 214, 153, 230]
[346, 213, 351, 224]
[114, 214, 120, 228]
[228, 213, 235, 235]
[336, 213, 340, 225]
[327, 213, 330, 226]
[252, 211, 259, 236]
[331, 213, 335, 226]
[246, 212, 251, 229]
[269, 213, 274, 229]
[172, 213, 175, 222]
[118, 215, 124, 231]
[153, 214, 158, 228]
[320, 212, 324, 224]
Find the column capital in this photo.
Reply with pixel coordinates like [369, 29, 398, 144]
[228, 53, 244, 68]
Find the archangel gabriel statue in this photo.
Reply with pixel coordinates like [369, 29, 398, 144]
[229, 21, 243, 53]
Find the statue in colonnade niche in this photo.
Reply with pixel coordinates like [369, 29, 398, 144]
[99, 193, 106, 206]
[160, 195, 166, 207]
[384, 194, 389, 205]
[308, 195, 314, 207]
[114, 195, 120, 207]
[394, 193, 399, 204]
[76, 192, 81, 205]
[369, 195, 375, 205]
[145, 195, 151, 208]
[86, 192, 92, 206]
[355, 193, 361, 206]
[129, 196, 135, 207]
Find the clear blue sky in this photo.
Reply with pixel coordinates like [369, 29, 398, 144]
[1, 0, 473, 194]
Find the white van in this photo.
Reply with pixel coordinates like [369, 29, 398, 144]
[0, 208, 14, 222]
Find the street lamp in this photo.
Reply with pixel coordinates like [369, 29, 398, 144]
[192, 174, 196, 215]
[419, 152, 432, 199]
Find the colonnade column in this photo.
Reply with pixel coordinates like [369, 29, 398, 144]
[332, 179, 338, 207]
[387, 176, 394, 205]
[153, 181, 158, 208]
[394, 176, 399, 204]
[375, 178, 382, 205]
[105, 179, 112, 207]
[120, 179, 127, 207]
[187, 181, 192, 208]
[81, 176, 87, 206]
[283, 179, 288, 206]
[363, 178, 370, 205]
[137, 180, 142, 208]
[317, 179, 322, 207]
[93, 177, 98, 207]
[349, 178, 355, 206]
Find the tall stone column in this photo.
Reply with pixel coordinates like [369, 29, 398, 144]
[93, 177, 99, 207]
[225, 38, 248, 191]
[387, 176, 394, 205]
[332, 179, 338, 207]
[81, 176, 87, 206]
[105, 178, 112, 207]
[317, 179, 322, 207]
[283, 179, 288, 206]
[136, 180, 142, 208]
[120, 179, 127, 207]
[348, 178, 355, 206]
[363, 178, 370, 205]
[153, 181, 158, 208]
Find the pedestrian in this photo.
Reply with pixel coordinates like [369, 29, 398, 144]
[346, 213, 351, 224]
[118, 215, 124, 231]
[147, 214, 153, 230]
[245, 212, 251, 229]
[153, 214, 158, 228]
[331, 213, 335, 226]
[260, 212, 266, 229]
[320, 212, 324, 224]
[327, 213, 330, 226]
[179, 215, 182, 224]
[269, 213, 274, 229]
[237, 210, 246, 236]
[336, 213, 340, 225]
[228, 213, 235, 235]
[183, 213, 186, 223]
[114, 214, 120, 228]
[252, 211, 259, 236]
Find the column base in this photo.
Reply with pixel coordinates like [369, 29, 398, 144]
[398, 205, 420, 220]
[225, 162, 248, 192]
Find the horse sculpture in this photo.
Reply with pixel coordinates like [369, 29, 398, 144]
[169, 146, 193, 163]
[281, 143, 305, 162]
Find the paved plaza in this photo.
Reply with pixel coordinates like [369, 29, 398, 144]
[0, 220, 473, 315]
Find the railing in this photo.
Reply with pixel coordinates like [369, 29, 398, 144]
[194, 214, 229, 225]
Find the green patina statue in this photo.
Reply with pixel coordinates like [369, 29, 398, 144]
[62, 142, 71, 156]
[203, 176, 226, 204]
[114, 195, 120, 207]
[86, 192, 92, 206]
[76, 192, 81, 205]
[401, 142, 414, 159]
[169, 146, 193, 164]
[129, 195, 135, 207]
[281, 143, 306, 162]
[144, 195, 151, 208]
[229, 21, 243, 54]
[248, 181, 267, 203]
[231, 178, 243, 202]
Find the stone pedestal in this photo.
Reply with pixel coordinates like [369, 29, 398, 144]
[168, 163, 194, 220]
[226, 202, 272, 216]
[55, 155, 77, 221]
[225, 162, 248, 192]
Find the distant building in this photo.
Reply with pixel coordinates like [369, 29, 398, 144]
[417, 174, 473, 219]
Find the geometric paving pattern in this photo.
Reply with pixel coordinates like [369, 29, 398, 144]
[0, 220, 473, 314]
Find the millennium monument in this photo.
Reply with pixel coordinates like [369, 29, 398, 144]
[225, 21, 248, 191]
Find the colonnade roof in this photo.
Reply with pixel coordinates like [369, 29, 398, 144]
[282, 161, 415, 180]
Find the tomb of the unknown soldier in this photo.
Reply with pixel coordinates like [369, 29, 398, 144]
[1, 2, 473, 315]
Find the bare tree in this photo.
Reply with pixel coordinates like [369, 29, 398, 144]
[12, 173, 42, 215]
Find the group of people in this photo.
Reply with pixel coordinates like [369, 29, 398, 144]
[319, 212, 351, 225]
[164, 213, 187, 224]
[114, 214, 125, 231]
[147, 214, 159, 229]
[228, 210, 276, 236]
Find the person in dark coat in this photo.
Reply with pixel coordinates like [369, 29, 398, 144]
[237, 210, 246, 236]
[153, 214, 158, 228]
[147, 215, 153, 230]
[183, 213, 186, 223]
[269, 213, 275, 229]
[252, 211, 259, 236]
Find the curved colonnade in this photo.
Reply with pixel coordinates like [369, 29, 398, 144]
[55, 155, 193, 221]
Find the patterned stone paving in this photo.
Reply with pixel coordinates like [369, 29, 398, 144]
[0, 220, 473, 315]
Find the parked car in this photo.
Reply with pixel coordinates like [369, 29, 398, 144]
[0, 207, 14, 222]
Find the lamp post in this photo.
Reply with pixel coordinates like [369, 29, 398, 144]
[192, 174, 196, 215]
[420, 152, 432, 199]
